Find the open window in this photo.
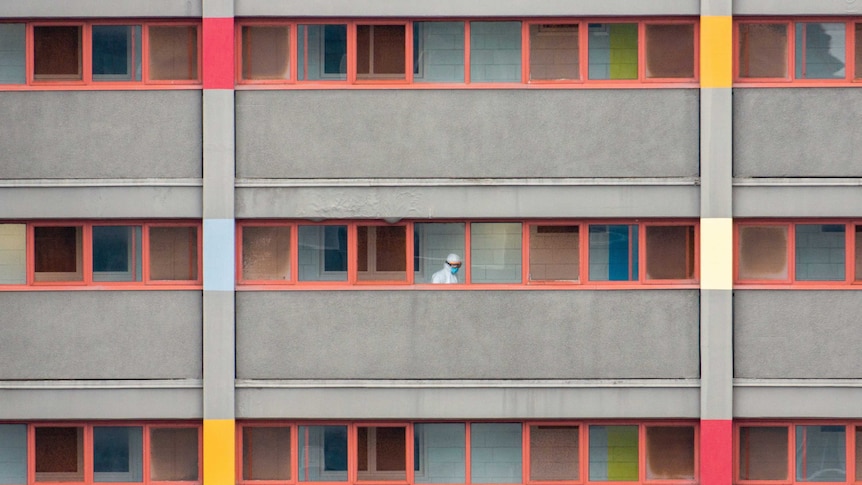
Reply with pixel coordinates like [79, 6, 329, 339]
[356, 24, 406, 80]
[298, 425, 348, 482]
[357, 426, 407, 481]
[298, 24, 347, 81]
[357, 225, 408, 282]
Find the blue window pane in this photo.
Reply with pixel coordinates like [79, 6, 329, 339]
[93, 427, 143, 482]
[92, 25, 141, 81]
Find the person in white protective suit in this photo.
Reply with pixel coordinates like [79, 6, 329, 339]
[431, 253, 462, 284]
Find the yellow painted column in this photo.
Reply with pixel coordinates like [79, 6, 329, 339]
[204, 419, 236, 485]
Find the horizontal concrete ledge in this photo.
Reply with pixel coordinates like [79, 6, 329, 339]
[0, 0, 202, 18]
[735, 0, 862, 15]
[237, 178, 700, 188]
[237, 379, 700, 388]
[0, 379, 202, 389]
[0, 179, 202, 188]
[734, 185, 862, 217]
[735, 378, 862, 388]
[734, 178, 862, 187]
[1, 186, 202, 218]
[735, 380, 862, 418]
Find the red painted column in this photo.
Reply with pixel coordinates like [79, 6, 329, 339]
[203, 17, 234, 89]
[701, 420, 733, 485]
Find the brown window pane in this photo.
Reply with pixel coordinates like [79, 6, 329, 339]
[738, 225, 788, 280]
[150, 428, 198, 481]
[34, 226, 83, 282]
[33, 26, 82, 80]
[738, 23, 788, 78]
[529, 24, 579, 81]
[357, 427, 406, 480]
[855, 226, 862, 281]
[645, 426, 695, 480]
[357, 226, 407, 281]
[357, 25, 405, 79]
[738, 426, 788, 481]
[645, 24, 695, 78]
[242, 26, 290, 80]
[529, 225, 579, 281]
[243, 427, 291, 481]
[856, 24, 862, 79]
[645, 225, 695, 280]
[149, 227, 198, 281]
[529, 426, 579, 481]
[149, 26, 198, 80]
[856, 427, 862, 481]
[242, 226, 291, 281]
[35, 427, 84, 482]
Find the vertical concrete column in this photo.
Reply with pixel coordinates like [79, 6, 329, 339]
[700, 1, 733, 484]
[202, 1, 236, 484]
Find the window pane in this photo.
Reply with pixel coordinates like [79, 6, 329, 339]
[298, 426, 348, 482]
[529, 426, 578, 481]
[470, 223, 522, 283]
[243, 427, 291, 481]
[298, 225, 347, 282]
[589, 225, 638, 282]
[149, 428, 198, 482]
[413, 22, 465, 83]
[34, 226, 83, 282]
[93, 226, 143, 282]
[645, 24, 694, 78]
[856, 24, 862, 79]
[242, 25, 290, 80]
[0, 424, 27, 485]
[415, 223, 465, 284]
[738, 23, 788, 78]
[93, 25, 142, 81]
[298, 24, 347, 80]
[856, 226, 862, 281]
[470, 423, 521, 484]
[357, 226, 407, 281]
[148, 226, 198, 281]
[0, 24, 26, 84]
[242, 226, 291, 281]
[357, 427, 406, 480]
[0, 224, 26, 284]
[93, 427, 143, 483]
[645, 426, 694, 480]
[738, 426, 788, 480]
[795, 224, 845, 281]
[738, 225, 788, 280]
[856, 427, 862, 481]
[588, 23, 637, 80]
[414, 423, 465, 484]
[357, 25, 406, 79]
[645, 225, 695, 280]
[148, 26, 198, 81]
[529, 24, 579, 81]
[470, 22, 521, 83]
[795, 23, 845, 79]
[33, 26, 81, 80]
[529, 225, 579, 281]
[35, 427, 83, 482]
[796, 425, 845, 482]
[589, 425, 637, 481]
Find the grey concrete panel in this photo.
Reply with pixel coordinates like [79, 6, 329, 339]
[700, 88, 732, 219]
[701, 0, 731, 16]
[0, 292, 202, 380]
[203, 292, 236, 420]
[203, 90, 235, 220]
[0, 0, 201, 17]
[236, 90, 699, 179]
[700, 290, 733, 420]
[0, 186, 202, 219]
[237, 290, 699, 379]
[237, 385, 700, 419]
[735, 0, 862, 15]
[735, 291, 862, 379]
[203, 0, 234, 18]
[734, 89, 862, 177]
[236, 184, 700, 219]
[734, 185, 862, 218]
[735, 384, 862, 418]
[0, 91, 202, 179]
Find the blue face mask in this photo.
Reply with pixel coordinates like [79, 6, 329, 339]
[450, 266, 460, 275]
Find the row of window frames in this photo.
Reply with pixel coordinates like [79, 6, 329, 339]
[239, 21, 696, 84]
[0, 24, 199, 84]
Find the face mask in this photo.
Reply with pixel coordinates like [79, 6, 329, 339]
[450, 266, 460, 275]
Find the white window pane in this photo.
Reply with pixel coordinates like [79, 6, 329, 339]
[0, 424, 27, 485]
[470, 423, 521, 484]
[795, 23, 845, 79]
[414, 22, 464, 83]
[0, 24, 25, 84]
[470, 223, 522, 283]
[0, 224, 26, 284]
[415, 424, 465, 484]
[470, 22, 521, 83]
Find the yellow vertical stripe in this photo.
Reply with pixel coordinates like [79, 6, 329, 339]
[204, 419, 235, 485]
[700, 16, 733, 88]
[700, 218, 733, 290]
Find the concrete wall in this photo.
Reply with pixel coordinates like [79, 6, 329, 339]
[734, 89, 862, 177]
[236, 290, 699, 379]
[0, 91, 201, 179]
[0, 291, 202, 380]
[236, 90, 699, 179]
[734, 291, 862, 379]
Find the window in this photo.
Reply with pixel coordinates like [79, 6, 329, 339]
[529, 425, 579, 481]
[149, 427, 199, 482]
[241, 25, 290, 81]
[35, 427, 84, 482]
[297, 425, 348, 482]
[243, 427, 291, 481]
[357, 426, 407, 481]
[0, 424, 27, 484]
[470, 423, 522, 484]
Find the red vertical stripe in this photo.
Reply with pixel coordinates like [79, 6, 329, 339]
[203, 17, 235, 89]
[701, 419, 733, 485]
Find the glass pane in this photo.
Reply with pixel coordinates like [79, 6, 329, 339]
[529, 225, 579, 281]
[856, 24, 862, 79]
[34, 226, 83, 282]
[795, 224, 845, 281]
[856, 427, 862, 481]
[589, 425, 638, 481]
[470, 423, 522, 484]
[796, 23, 845, 80]
[414, 423, 465, 484]
[588, 23, 637, 80]
[242, 25, 290, 80]
[413, 22, 465, 83]
[470, 21, 522, 83]
[0, 224, 26, 284]
[856, 226, 862, 281]
[149, 428, 198, 482]
[148, 226, 198, 281]
[0, 424, 27, 485]
[529, 426, 579, 481]
[738, 426, 788, 480]
[243, 427, 291, 481]
[589, 225, 638, 282]
[357, 427, 406, 480]
[93, 427, 143, 483]
[470, 223, 522, 283]
[298, 426, 348, 482]
[796, 425, 845, 482]
[0, 24, 26, 84]
[645, 225, 695, 280]
[35, 427, 83, 482]
[529, 24, 579, 81]
[93, 25, 142, 81]
[33, 26, 81, 80]
[357, 25, 405, 79]
[738, 23, 788, 78]
[357, 226, 407, 281]
[242, 226, 291, 281]
[645, 427, 695, 480]
[148, 26, 198, 81]
[645, 24, 695, 78]
[93, 226, 143, 282]
[415, 223, 465, 284]
[298, 24, 347, 81]
[298, 225, 347, 282]
[738, 225, 788, 280]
